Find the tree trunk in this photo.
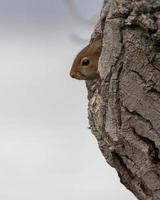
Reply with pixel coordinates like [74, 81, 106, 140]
[87, 1, 160, 200]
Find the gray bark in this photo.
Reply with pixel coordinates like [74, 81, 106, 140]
[86, 1, 160, 200]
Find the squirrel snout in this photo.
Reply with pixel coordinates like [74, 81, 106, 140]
[70, 70, 75, 78]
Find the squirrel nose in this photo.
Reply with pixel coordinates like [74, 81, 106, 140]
[70, 71, 75, 78]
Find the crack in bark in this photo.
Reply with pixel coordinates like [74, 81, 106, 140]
[131, 69, 160, 97]
[112, 151, 135, 179]
[121, 154, 135, 165]
[152, 63, 160, 72]
[148, 87, 160, 97]
[130, 69, 148, 84]
[111, 151, 151, 200]
[116, 63, 123, 127]
[132, 127, 160, 163]
[130, 69, 160, 96]
[101, 75, 112, 135]
[140, 182, 152, 199]
[124, 106, 159, 136]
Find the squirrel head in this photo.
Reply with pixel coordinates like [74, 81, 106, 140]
[70, 39, 102, 80]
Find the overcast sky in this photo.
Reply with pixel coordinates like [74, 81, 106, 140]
[0, 1, 136, 200]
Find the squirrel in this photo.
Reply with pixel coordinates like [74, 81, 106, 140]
[70, 39, 102, 80]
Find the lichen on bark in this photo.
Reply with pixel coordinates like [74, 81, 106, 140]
[86, 1, 160, 199]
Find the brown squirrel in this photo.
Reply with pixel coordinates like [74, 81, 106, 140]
[70, 39, 102, 80]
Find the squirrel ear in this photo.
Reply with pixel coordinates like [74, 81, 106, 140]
[94, 46, 102, 57]
[93, 39, 102, 55]
[97, 46, 102, 53]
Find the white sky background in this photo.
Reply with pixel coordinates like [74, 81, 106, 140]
[0, 0, 136, 199]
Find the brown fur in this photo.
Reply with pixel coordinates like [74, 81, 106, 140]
[70, 39, 102, 80]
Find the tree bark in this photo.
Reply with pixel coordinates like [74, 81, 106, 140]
[87, 1, 160, 200]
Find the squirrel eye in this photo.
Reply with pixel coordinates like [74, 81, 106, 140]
[81, 57, 90, 66]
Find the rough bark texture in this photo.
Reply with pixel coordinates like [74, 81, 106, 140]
[87, 1, 160, 200]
